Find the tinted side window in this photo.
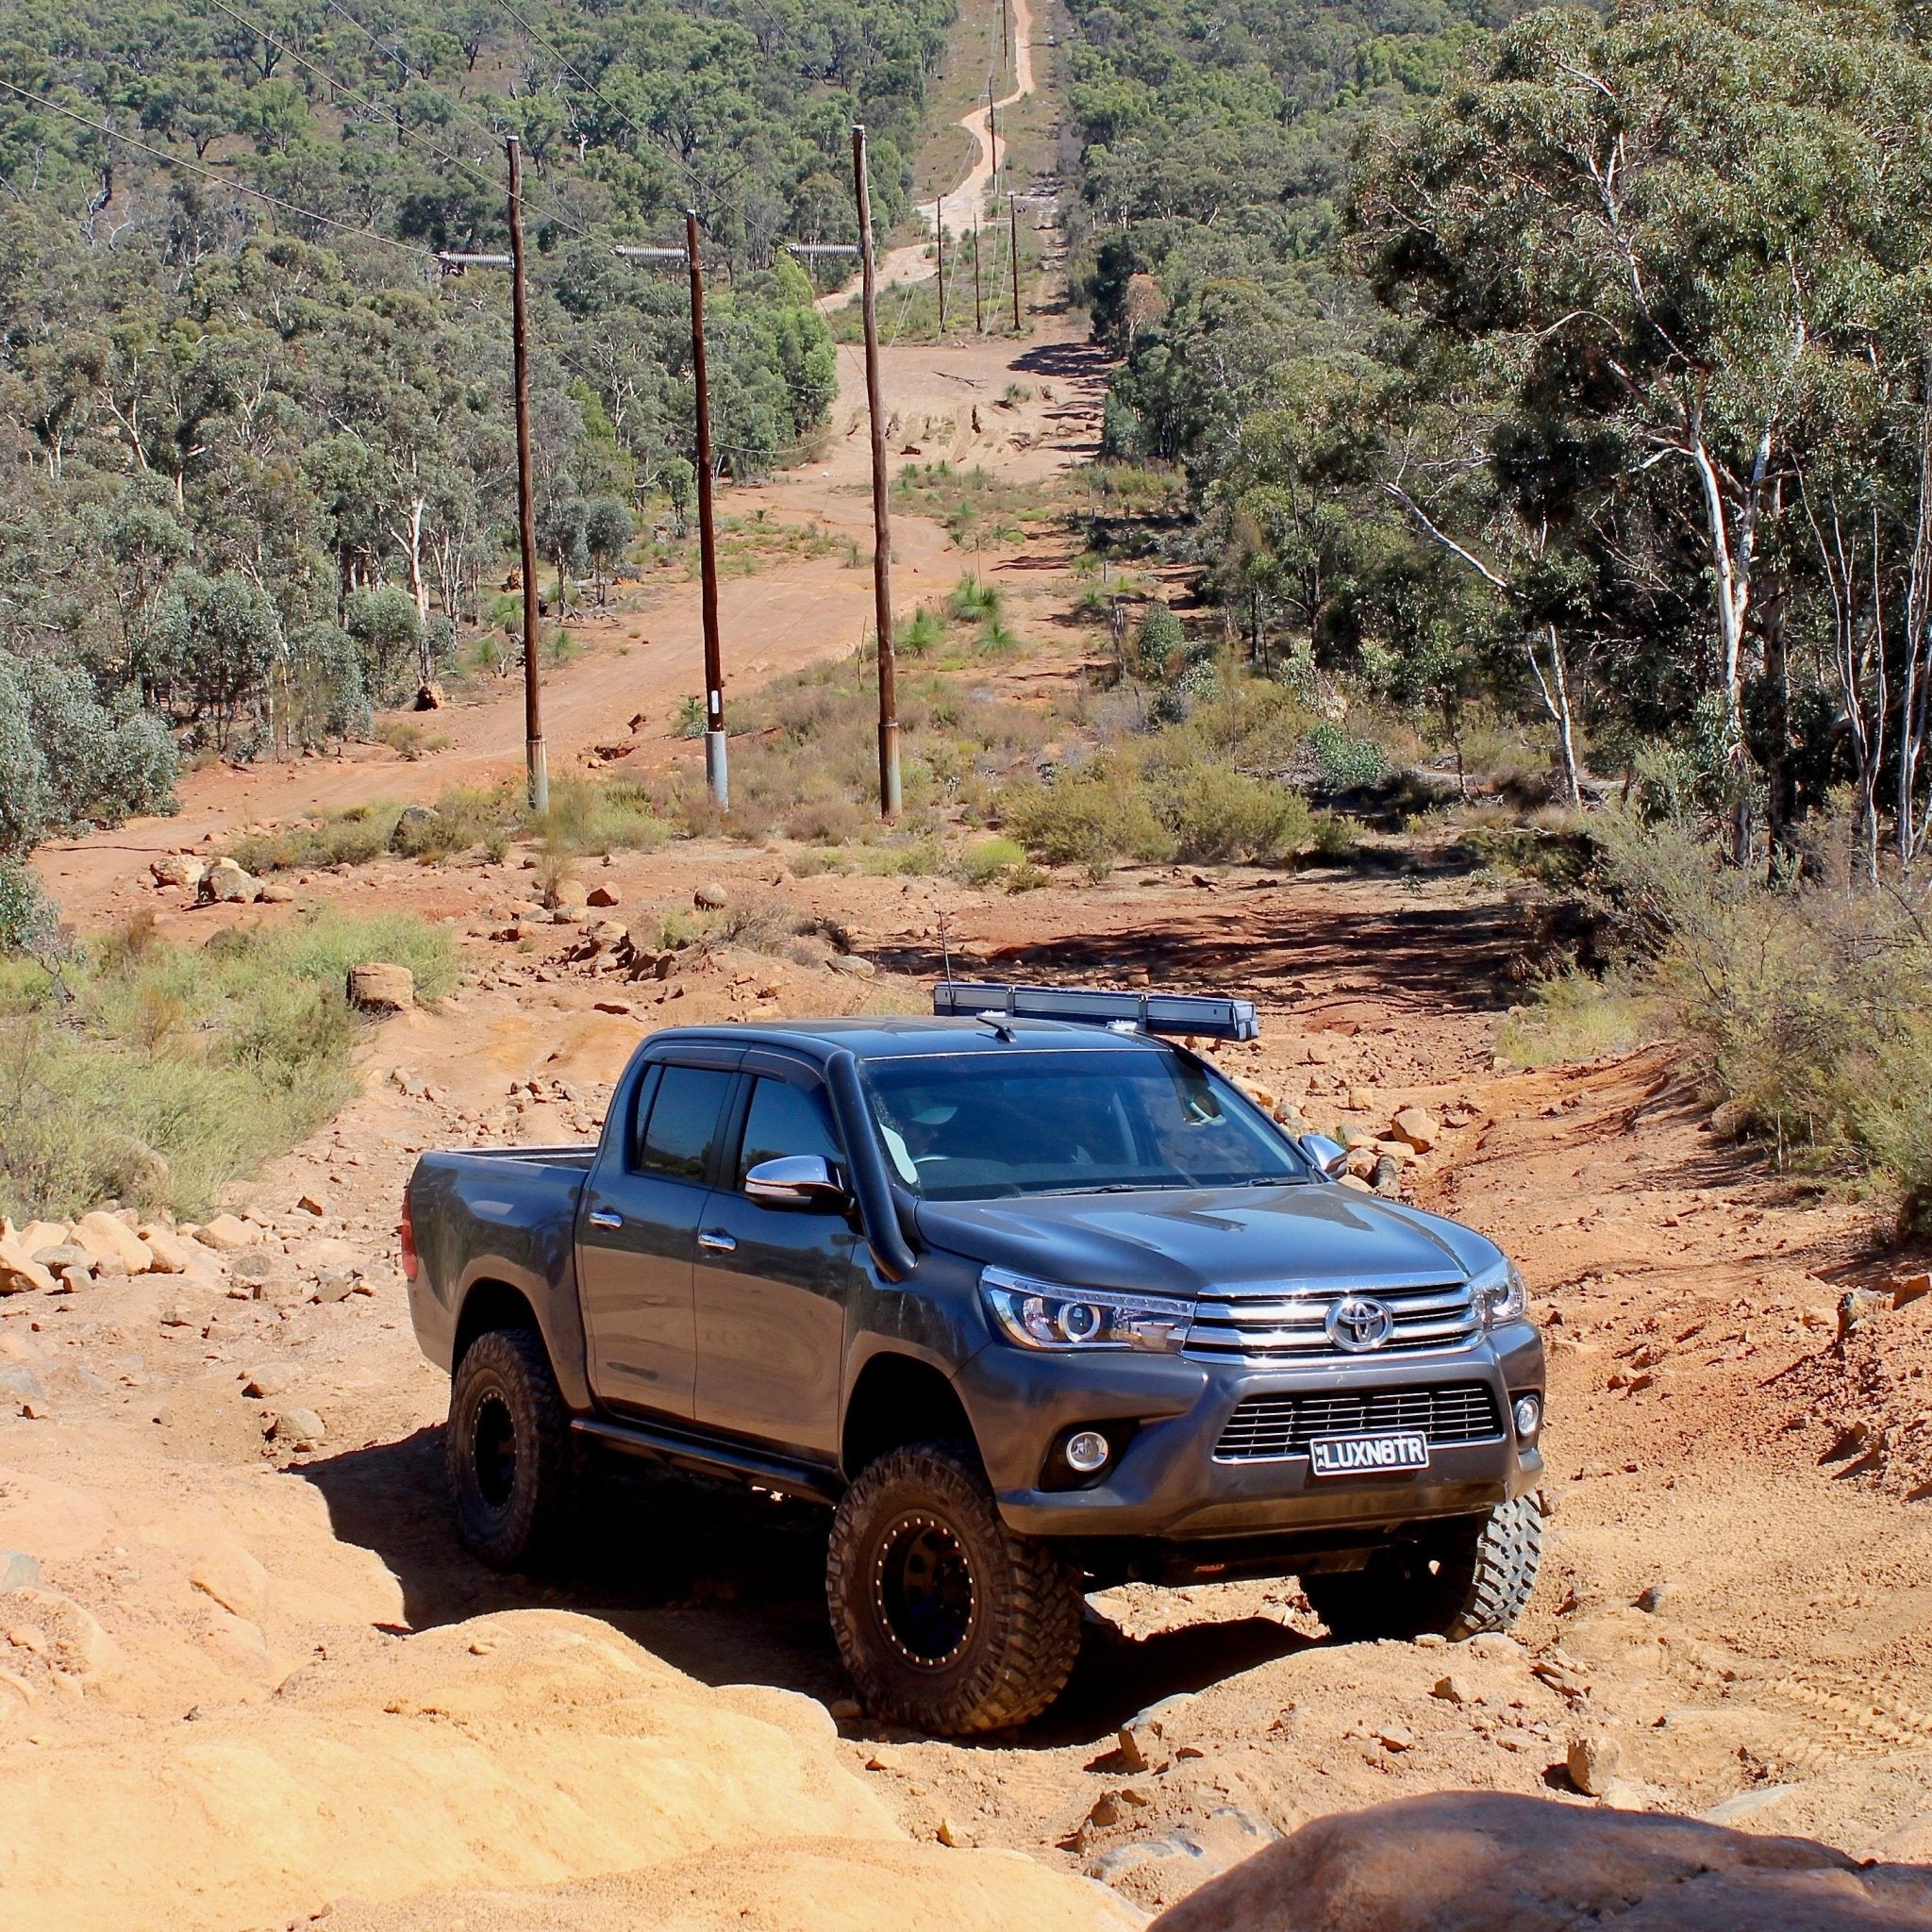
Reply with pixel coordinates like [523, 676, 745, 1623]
[737, 1078, 843, 1186]
[636, 1066, 733, 1181]
[626, 1064, 662, 1169]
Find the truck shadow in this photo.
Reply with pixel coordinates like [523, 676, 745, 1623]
[301, 1428, 1310, 1747]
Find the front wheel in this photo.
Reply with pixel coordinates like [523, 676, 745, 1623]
[826, 1440, 1085, 1735]
[1304, 1491, 1543, 1643]
[446, 1327, 582, 1570]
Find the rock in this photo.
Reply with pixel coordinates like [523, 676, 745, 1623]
[0, 1243, 55, 1296]
[137, 1225, 192, 1274]
[1567, 1731, 1624, 1796]
[189, 1544, 269, 1623]
[0, 1366, 44, 1403]
[32, 1244, 89, 1273]
[0, 1553, 41, 1591]
[936, 1817, 970, 1847]
[587, 884, 621, 908]
[242, 1369, 290, 1399]
[269, 1407, 327, 1449]
[149, 852, 205, 890]
[1891, 1271, 1932, 1309]
[311, 1270, 355, 1304]
[257, 882, 296, 904]
[1431, 1674, 1474, 1704]
[1390, 1107, 1440, 1153]
[1142, 1790, 1932, 1932]
[1119, 1692, 1195, 1773]
[1345, 1086, 1377, 1113]
[229, 1249, 275, 1286]
[1839, 1286, 1891, 1342]
[1636, 1583, 1671, 1614]
[547, 877, 590, 910]
[693, 881, 730, 910]
[196, 1214, 258, 1252]
[198, 858, 260, 904]
[73, 1211, 153, 1275]
[412, 682, 444, 710]
[295, 1192, 326, 1216]
[825, 953, 877, 979]
[347, 962, 414, 1011]
[826, 1696, 862, 1720]
[1378, 1724, 1415, 1752]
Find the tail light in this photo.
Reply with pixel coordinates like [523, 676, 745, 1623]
[399, 1187, 419, 1282]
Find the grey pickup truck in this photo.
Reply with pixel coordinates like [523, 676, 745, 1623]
[402, 983, 1545, 1735]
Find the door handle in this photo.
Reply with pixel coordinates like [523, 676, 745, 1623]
[697, 1229, 738, 1254]
[587, 1208, 624, 1231]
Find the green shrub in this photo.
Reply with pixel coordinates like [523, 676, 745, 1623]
[1309, 811, 1360, 860]
[0, 909, 458, 1220]
[229, 804, 403, 874]
[1158, 768, 1311, 863]
[0, 860, 56, 956]
[1307, 719, 1389, 789]
[958, 836, 1025, 884]
[1005, 763, 1174, 865]
[1133, 603, 1184, 677]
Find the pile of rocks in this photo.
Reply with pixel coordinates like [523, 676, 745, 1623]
[0, 1210, 199, 1295]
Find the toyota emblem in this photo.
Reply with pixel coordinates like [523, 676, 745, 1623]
[1325, 1294, 1395, 1353]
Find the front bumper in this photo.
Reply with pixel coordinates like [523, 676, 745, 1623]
[956, 1321, 1544, 1543]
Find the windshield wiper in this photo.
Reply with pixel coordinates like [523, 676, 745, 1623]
[1243, 1174, 1312, 1186]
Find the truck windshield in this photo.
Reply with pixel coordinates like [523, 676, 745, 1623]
[861, 1049, 1313, 1200]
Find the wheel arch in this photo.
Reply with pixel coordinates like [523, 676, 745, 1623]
[841, 1349, 974, 1481]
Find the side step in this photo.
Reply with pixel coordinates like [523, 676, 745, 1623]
[572, 1415, 841, 1505]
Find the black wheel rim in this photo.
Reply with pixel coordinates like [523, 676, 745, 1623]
[873, 1510, 976, 1669]
[473, 1391, 518, 1510]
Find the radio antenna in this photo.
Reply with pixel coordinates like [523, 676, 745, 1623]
[939, 905, 955, 988]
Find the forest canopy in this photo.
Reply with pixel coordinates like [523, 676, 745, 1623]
[1066, 0, 1932, 876]
[0, 0, 942, 901]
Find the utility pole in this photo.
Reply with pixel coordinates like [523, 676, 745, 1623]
[685, 208, 727, 810]
[506, 135, 546, 814]
[972, 220, 983, 333]
[1000, 0, 1008, 72]
[935, 201, 946, 334]
[612, 221, 728, 808]
[987, 78, 998, 202]
[1008, 192, 1023, 333]
[852, 125, 901, 819]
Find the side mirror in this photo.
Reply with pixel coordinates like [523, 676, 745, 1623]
[744, 1155, 850, 1208]
[1298, 1134, 1351, 1180]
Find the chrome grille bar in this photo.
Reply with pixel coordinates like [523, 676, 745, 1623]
[1185, 1274, 1479, 1360]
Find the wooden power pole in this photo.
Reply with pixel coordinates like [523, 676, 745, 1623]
[987, 78, 998, 202]
[972, 220, 983, 333]
[685, 208, 727, 810]
[852, 125, 900, 819]
[935, 201, 946, 334]
[506, 135, 546, 814]
[1009, 192, 1023, 332]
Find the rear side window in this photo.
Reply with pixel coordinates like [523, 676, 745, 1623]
[635, 1066, 733, 1181]
[737, 1077, 843, 1186]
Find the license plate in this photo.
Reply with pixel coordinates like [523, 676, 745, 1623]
[1308, 1430, 1430, 1477]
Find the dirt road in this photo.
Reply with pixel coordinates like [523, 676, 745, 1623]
[5, 841, 1932, 1927]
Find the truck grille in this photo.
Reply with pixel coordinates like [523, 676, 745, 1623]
[1214, 1383, 1503, 1461]
[1184, 1274, 1478, 1361]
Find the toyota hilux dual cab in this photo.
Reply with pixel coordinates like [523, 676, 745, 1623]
[401, 982, 1545, 1735]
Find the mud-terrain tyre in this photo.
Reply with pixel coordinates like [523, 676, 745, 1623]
[826, 1440, 1085, 1735]
[446, 1328, 581, 1570]
[1304, 1491, 1543, 1643]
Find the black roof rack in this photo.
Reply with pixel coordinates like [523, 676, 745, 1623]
[932, 979, 1259, 1042]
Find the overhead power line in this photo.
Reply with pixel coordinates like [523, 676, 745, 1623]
[196, 0, 591, 240]
[0, 76, 434, 260]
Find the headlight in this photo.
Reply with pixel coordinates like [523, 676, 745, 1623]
[980, 1265, 1193, 1353]
[1470, 1257, 1528, 1328]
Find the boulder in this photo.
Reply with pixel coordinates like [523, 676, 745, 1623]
[1390, 1107, 1440, 1153]
[412, 681, 444, 710]
[257, 882, 296, 903]
[1143, 1791, 1932, 1932]
[1566, 1731, 1624, 1796]
[270, 1407, 327, 1449]
[346, 962, 414, 1011]
[826, 953, 877, 979]
[149, 853, 205, 890]
[137, 1224, 192, 1274]
[693, 881, 730, 909]
[0, 1241, 55, 1296]
[73, 1211, 153, 1275]
[546, 877, 590, 911]
[587, 884, 621, 908]
[195, 1214, 259, 1252]
[198, 858, 259, 905]
[390, 805, 441, 852]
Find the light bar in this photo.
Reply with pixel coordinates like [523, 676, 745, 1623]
[933, 979, 1259, 1042]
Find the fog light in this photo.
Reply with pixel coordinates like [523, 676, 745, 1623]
[1063, 1429, 1111, 1474]
[1512, 1394, 1542, 1440]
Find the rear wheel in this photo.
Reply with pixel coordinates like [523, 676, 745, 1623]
[826, 1440, 1085, 1735]
[1304, 1491, 1543, 1642]
[446, 1328, 581, 1569]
